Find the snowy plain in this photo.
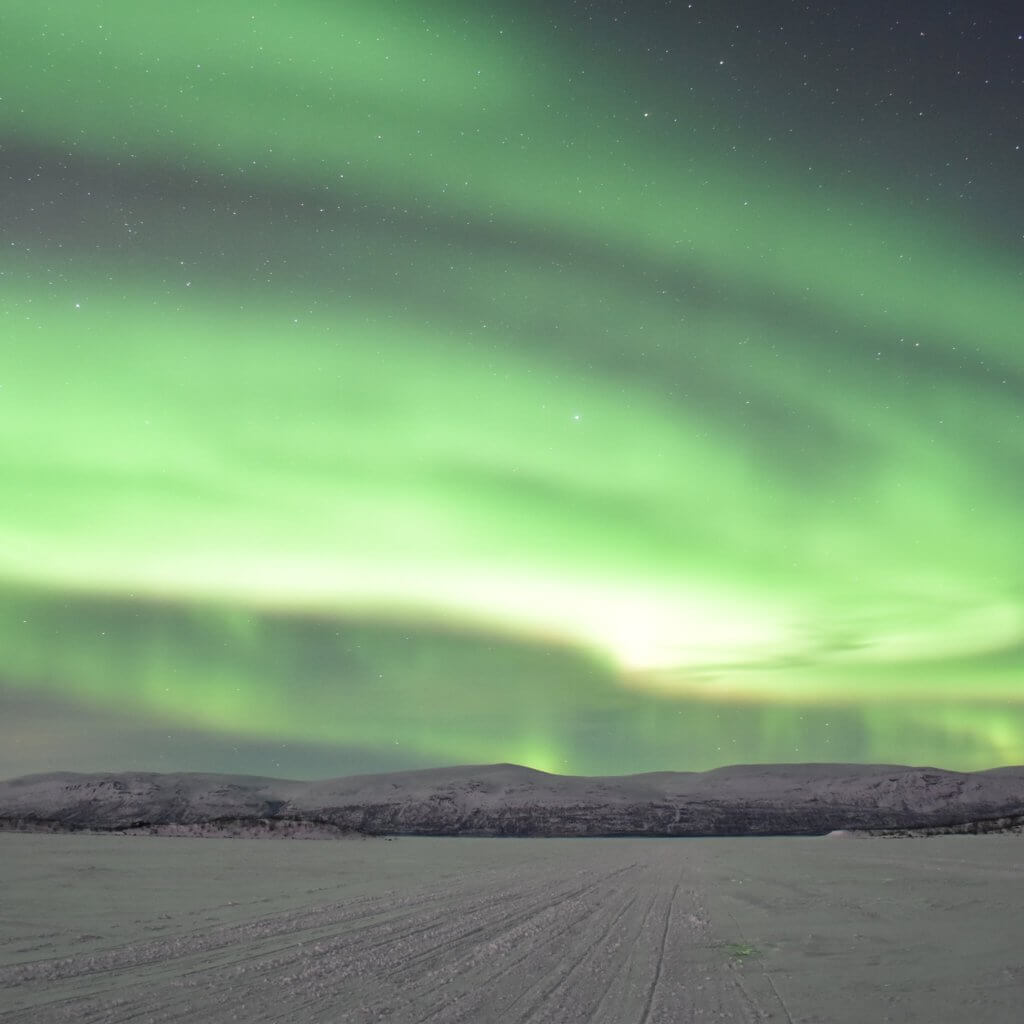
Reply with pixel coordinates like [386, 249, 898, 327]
[1, 832, 1021, 1023]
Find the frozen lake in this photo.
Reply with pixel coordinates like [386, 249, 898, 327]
[1, 832, 1021, 1022]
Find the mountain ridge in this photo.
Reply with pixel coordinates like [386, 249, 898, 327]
[2, 762, 1023, 837]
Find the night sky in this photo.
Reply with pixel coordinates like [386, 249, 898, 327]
[2, 1, 1022, 778]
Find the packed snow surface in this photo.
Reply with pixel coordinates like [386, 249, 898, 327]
[1, 832, 1022, 1023]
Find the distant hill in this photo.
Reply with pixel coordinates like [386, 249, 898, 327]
[2, 762, 1023, 837]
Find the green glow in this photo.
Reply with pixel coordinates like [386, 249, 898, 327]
[0, 1, 1021, 775]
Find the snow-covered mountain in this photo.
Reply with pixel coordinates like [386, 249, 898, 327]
[2, 762, 1023, 836]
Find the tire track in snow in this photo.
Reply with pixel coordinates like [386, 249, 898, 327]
[527, 891, 663, 1024]
[407, 884, 634, 1023]
[407, 870, 638, 1009]
[578, 879, 670, 1024]
[491, 885, 650, 1023]
[639, 881, 678, 1024]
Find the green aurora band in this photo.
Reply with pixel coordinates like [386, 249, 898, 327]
[1, 1, 1021, 775]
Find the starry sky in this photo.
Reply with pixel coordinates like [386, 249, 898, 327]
[2, 1, 1023, 779]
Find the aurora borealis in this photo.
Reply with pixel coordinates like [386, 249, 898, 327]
[2, 1, 1022, 778]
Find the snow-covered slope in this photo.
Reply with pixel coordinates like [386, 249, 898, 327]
[2, 762, 1023, 836]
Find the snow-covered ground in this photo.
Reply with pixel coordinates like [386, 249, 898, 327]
[1, 832, 1021, 1022]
